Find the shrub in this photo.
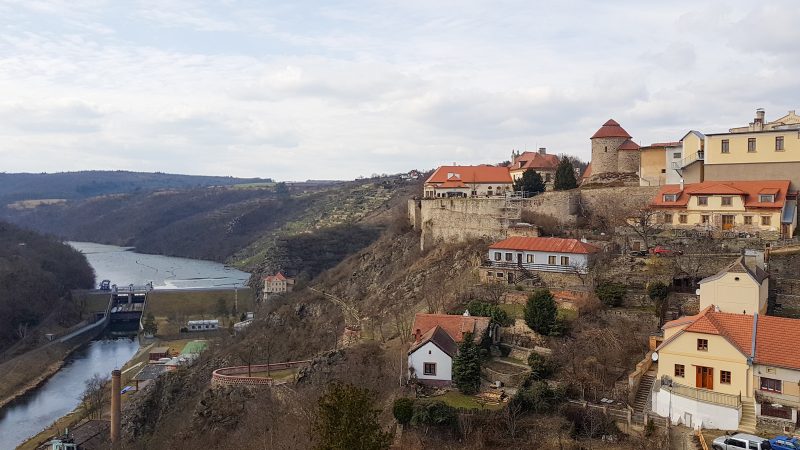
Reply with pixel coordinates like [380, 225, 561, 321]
[595, 282, 626, 307]
[410, 401, 457, 426]
[524, 289, 557, 335]
[392, 398, 415, 425]
[465, 300, 512, 327]
[527, 352, 555, 381]
[516, 381, 564, 413]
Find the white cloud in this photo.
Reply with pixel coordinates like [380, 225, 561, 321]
[0, 0, 798, 180]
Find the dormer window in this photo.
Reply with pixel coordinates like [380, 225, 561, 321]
[663, 194, 678, 202]
[759, 194, 774, 203]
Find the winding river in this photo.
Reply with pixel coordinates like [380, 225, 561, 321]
[0, 243, 250, 449]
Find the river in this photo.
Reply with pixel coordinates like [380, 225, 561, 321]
[0, 243, 251, 449]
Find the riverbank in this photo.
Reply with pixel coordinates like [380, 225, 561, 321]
[0, 341, 79, 410]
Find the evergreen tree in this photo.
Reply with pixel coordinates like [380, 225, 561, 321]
[513, 169, 545, 195]
[452, 332, 482, 395]
[648, 281, 670, 327]
[523, 289, 557, 335]
[313, 382, 392, 450]
[553, 157, 578, 190]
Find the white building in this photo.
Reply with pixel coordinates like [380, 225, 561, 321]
[423, 165, 514, 198]
[698, 254, 768, 315]
[407, 312, 491, 386]
[187, 319, 219, 331]
[481, 236, 600, 283]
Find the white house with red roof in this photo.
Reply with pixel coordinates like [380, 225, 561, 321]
[650, 180, 797, 238]
[407, 312, 492, 386]
[423, 165, 513, 198]
[509, 149, 560, 189]
[652, 306, 800, 431]
[480, 236, 601, 284]
[262, 272, 295, 297]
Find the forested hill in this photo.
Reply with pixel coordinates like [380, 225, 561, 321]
[1, 177, 421, 276]
[0, 221, 95, 352]
[0, 171, 272, 204]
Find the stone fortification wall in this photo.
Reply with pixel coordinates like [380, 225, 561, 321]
[418, 198, 508, 250]
[579, 186, 659, 221]
[617, 149, 641, 174]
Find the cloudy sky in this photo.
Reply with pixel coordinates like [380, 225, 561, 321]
[1, 1, 798, 181]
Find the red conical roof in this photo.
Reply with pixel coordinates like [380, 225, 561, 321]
[618, 139, 640, 151]
[591, 119, 632, 139]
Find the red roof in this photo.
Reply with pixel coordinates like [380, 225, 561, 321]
[618, 139, 640, 151]
[643, 141, 682, 148]
[581, 163, 592, 180]
[425, 165, 513, 185]
[591, 119, 632, 139]
[411, 313, 490, 345]
[510, 151, 559, 172]
[651, 180, 790, 209]
[408, 325, 458, 356]
[661, 307, 800, 370]
[489, 236, 600, 254]
[263, 272, 287, 282]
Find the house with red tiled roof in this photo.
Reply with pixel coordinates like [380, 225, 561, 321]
[509, 149, 560, 189]
[651, 306, 800, 431]
[480, 236, 601, 284]
[650, 180, 797, 238]
[407, 311, 493, 386]
[423, 165, 513, 198]
[262, 272, 295, 297]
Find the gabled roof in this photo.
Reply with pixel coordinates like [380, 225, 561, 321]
[591, 119, 632, 139]
[618, 139, 640, 151]
[408, 325, 458, 357]
[510, 151, 559, 172]
[411, 313, 490, 345]
[425, 165, 513, 185]
[699, 256, 768, 285]
[489, 236, 600, 254]
[658, 307, 800, 371]
[643, 141, 682, 148]
[264, 272, 288, 282]
[651, 180, 790, 209]
[680, 130, 705, 141]
[581, 163, 592, 180]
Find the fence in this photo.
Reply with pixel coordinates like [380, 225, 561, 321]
[482, 260, 585, 274]
[211, 360, 311, 387]
[566, 400, 668, 428]
[658, 381, 741, 408]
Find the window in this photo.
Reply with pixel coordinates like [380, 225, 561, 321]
[663, 194, 677, 202]
[545, 174, 552, 182]
[744, 216, 753, 225]
[701, 215, 710, 224]
[664, 213, 673, 224]
[674, 364, 685, 377]
[679, 214, 688, 224]
[761, 216, 771, 226]
[759, 194, 774, 203]
[724, 439, 746, 449]
[494, 252, 502, 261]
[496, 272, 504, 278]
[721, 196, 732, 206]
[505, 253, 513, 261]
[548, 255, 556, 265]
[561, 256, 570, 266]
[526, 254, 534, 263]
[486, 272, 493, 278]
[661, 169, 666, 173]
[673, 152, 682, 159]
[776, 136, 785, 151]
[697, 196, 708, 206]
[423, 363, 436, 376]
[721, 139, 730, 153]
[697, 339, 708, 351]
[720, 370, 731, 384]
[748, 138, 756, 152]
[760, 377, 782, 393]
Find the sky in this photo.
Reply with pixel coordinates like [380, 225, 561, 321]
[0, 1, 799, 181]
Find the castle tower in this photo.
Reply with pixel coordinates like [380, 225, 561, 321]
[590, 119, 632, 176]
[617, 139, 641, 173]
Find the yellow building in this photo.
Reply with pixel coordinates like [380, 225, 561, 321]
[650, 180, 797, 238]
[652, 308, 800, 430]
[698, 256, 768, 315]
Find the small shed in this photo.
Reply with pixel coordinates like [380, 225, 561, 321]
[148, 347, 171, 361]
[132, 364, 170, 390]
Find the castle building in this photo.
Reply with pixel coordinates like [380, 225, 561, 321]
[509, 148, 560, 189]
[589, 119, 640, 177]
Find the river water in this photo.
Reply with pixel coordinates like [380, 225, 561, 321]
[0, 243, 251, 449]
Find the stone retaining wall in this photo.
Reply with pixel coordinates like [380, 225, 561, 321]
[211, 360, 311, 387]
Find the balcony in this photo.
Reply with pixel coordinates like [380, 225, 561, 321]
[755, 390, 800, 409]
[482, 260, 585, 274]
[655, 379, 741, 408]
[670, 150, 705, 170]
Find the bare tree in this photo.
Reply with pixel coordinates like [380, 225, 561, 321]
[672, 238, 721, 290]
[15, 322, 29, 341]
[391, 306, 413, 343]
[237, 343, 259, 377]
[620, 206, 663, 251]
[503, 399, 523, 439]
[80, 373, 110, 420]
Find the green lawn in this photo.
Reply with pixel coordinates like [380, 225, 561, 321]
[147, 288, 255, 318]
[557, 307, 578, 322]
[499, 303, 524, 319]
[425, 391, 504, 410]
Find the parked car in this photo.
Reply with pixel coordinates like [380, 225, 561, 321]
[712, 433, 771, 450]
[628, 249, 648, 257]
[650, 245, 683, 256]
[770, 436, 800, 450]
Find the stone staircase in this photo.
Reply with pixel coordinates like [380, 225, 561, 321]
[633, 373, 656, 414]
[739, 400, 757, 434]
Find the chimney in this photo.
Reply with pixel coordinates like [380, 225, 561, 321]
[538, 147, 546, 155]
[755, 108, 765, 131]
[679, 178, 684, 191]
[111, 369, 121, 444]
[414, 329, 421, 342]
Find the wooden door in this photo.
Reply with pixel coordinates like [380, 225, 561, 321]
[696, 366, 713, 389]
[722, 215, 735, 230]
